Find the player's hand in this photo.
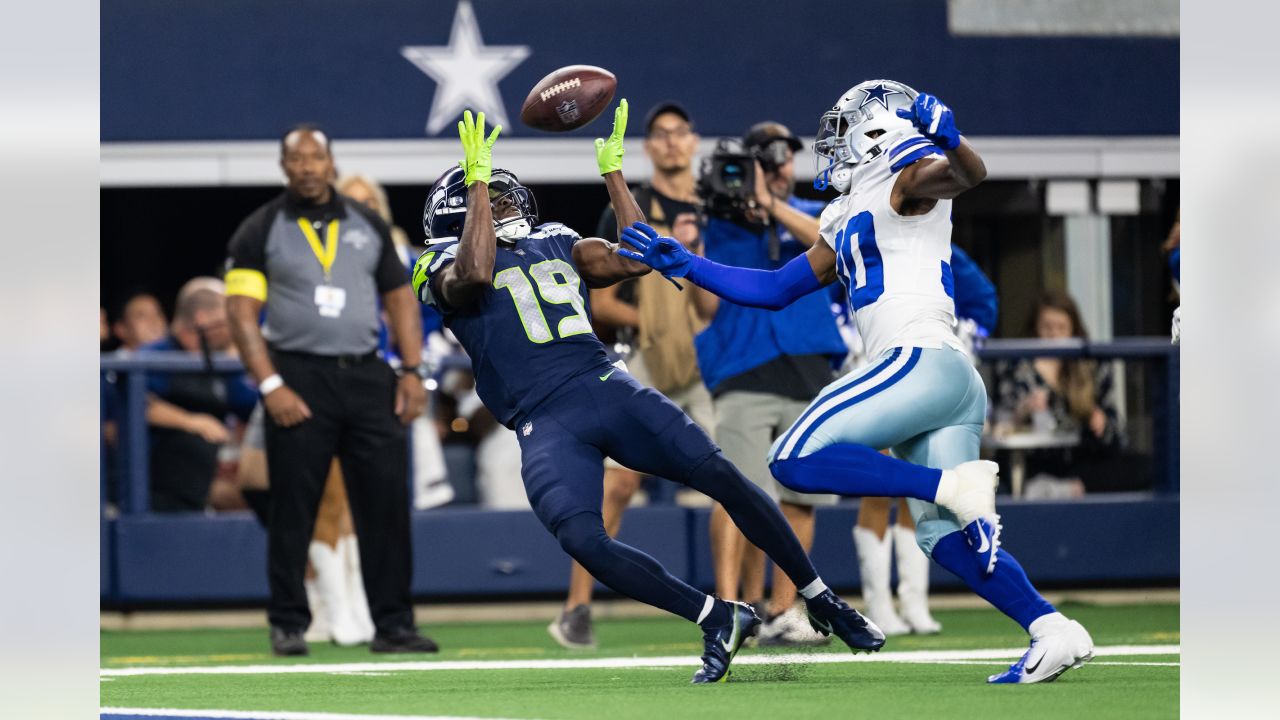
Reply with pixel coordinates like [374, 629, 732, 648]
[896, 93, 961, 150]
[264, 385, 312, 428]
[395, 373, 427, 425]
[594, 99, 628, 176]
[619, 221, 694, 278]
[457, 110, 501, 186]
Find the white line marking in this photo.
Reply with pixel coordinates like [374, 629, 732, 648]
[100, 644, 1177, 677]
[101, 709, 523, 720]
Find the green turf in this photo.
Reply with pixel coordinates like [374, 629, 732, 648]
[101, 602, 1179, 719]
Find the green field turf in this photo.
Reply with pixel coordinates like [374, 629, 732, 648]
[101, 601, 1179, 719]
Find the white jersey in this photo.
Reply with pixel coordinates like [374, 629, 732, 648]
[819, 134, 964, 361]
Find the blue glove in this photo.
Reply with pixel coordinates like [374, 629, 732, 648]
[896, 93, 961, 150]
[619, 222, 694, 278]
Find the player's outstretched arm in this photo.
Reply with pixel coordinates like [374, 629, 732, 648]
[574, 99, 654, 287]
[893, 93, 987, 202]
[618, 222, 836, 310]
[439, 110, 500, 308]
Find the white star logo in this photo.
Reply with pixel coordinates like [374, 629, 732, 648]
[401, 0, 531, 136]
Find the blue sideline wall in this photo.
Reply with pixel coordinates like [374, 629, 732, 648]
[102, 495, 1177, 604]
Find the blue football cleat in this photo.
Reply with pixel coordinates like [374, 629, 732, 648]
[963, 516, 1002, 576]
[691, 601, 761, 684]
[804, 589, 886, 653]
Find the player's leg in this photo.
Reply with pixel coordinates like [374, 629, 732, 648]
[520, 402, 759, 683]
[893, 399, 1093, 682]
[553, 465, 641, 649]
[767, 348, 999, 547]
[595, 376, 883, 653]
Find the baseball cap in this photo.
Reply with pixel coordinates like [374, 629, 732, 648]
[644, 101, 693, 135]
[743, 121, 803, 152]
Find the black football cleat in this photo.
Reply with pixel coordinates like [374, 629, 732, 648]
[804, 589, 887, 653]
[691, 601, 762, 684]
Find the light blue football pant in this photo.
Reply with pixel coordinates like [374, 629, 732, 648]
[767, 346, 986, 557]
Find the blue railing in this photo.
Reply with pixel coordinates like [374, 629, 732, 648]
[100, 337, 1178, 515]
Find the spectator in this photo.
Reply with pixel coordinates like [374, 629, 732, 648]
[225, 123, 434, 656]
[336, 174, 414, 262]
[992, 290, 1129, 493]
[549, 102, 711, 650]
[693, 121, 846, 647]
[141, 277, 257, 512]
[112, 290, 167, 351]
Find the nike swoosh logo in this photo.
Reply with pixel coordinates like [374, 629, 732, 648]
[974, 523, 990, 553]
[599, 369, 616, 381]
[1025, 653, 1044, 674]
[811, 616, 832, 634]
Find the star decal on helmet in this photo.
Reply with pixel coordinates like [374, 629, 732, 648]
[858, 82, 901, 110]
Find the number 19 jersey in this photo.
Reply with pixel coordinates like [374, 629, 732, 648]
[818, 134, 966, 361]
[417, 222, 612, 428]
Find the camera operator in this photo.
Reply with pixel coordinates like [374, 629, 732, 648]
[695, 122, 848, 647]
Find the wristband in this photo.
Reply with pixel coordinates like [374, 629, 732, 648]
[258, 374, 285, 397]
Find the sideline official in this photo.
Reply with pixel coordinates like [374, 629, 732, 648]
[226, 124, 434, 656]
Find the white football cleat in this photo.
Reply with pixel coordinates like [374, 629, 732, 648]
[988, 613, 1094, 684]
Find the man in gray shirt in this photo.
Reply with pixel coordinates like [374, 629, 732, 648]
[226, 124, 431, 656]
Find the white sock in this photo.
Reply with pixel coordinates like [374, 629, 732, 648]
[798, 577, 829, 600]
[696, 595, 716, 624]
[933, 469, 958, 503]
[1028, 611, 1068, 637]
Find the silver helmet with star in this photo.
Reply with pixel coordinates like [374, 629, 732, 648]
[814, 79, 919, 192]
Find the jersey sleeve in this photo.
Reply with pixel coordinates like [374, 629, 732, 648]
[817, 201, 843, 251]
[886, 134, 944, 173]
[225, 206, 272, 301]
[412, 240, 461, 310]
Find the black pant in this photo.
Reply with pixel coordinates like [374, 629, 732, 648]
[264, 350, 412, 634]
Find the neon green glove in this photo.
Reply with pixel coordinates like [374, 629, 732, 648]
[457, 110, 501, 186]
[594, 98, 628, 176]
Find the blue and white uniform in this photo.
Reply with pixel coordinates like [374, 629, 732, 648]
[768, 134, 983, 555]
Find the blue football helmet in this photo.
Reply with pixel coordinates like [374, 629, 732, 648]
[422, 166, 539, 245]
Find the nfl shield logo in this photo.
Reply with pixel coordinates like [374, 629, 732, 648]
[555, 99, 581, 125]
[521, 421, 533, 436]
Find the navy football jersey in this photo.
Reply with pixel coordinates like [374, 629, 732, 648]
[418, 222, 613, 427]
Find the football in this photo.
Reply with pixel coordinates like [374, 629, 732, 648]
[520, 65, 617, 132]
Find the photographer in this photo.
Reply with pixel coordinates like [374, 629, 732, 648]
[695, 122, 848, 646]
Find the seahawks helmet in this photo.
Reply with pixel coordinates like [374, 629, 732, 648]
[814, 79, 918, 192]
[422, 166, 539, 244]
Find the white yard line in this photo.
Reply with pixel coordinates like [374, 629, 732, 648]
[101, 709, 523, 720]
[101, 644, 1178, 677]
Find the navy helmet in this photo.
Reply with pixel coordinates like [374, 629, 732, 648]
[423, 166, 539, 244]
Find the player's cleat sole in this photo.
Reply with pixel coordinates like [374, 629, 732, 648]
[691, 601, 761, 684]
[804, 589, 886, 654]
[963, 516, 1002, 576]
[988, 618, 1094, 684]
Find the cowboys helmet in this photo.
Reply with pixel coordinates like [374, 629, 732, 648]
[814, 79, 918, 192]
[422, 166, 539, 244]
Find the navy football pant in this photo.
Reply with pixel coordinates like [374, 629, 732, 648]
[516, 368, 819, 622]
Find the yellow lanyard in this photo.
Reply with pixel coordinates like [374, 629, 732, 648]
[297, 217, 340, 280]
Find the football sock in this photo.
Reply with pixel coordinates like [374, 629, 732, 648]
[769, 443, 942, 501]
[930, 531, 1055, 631]
[798, 577, 829, 600]
[242, 489, 271, 529]
[696, 596, 731, 628]
[685, 451, 820, 589]
[554, 511, 707, 623]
